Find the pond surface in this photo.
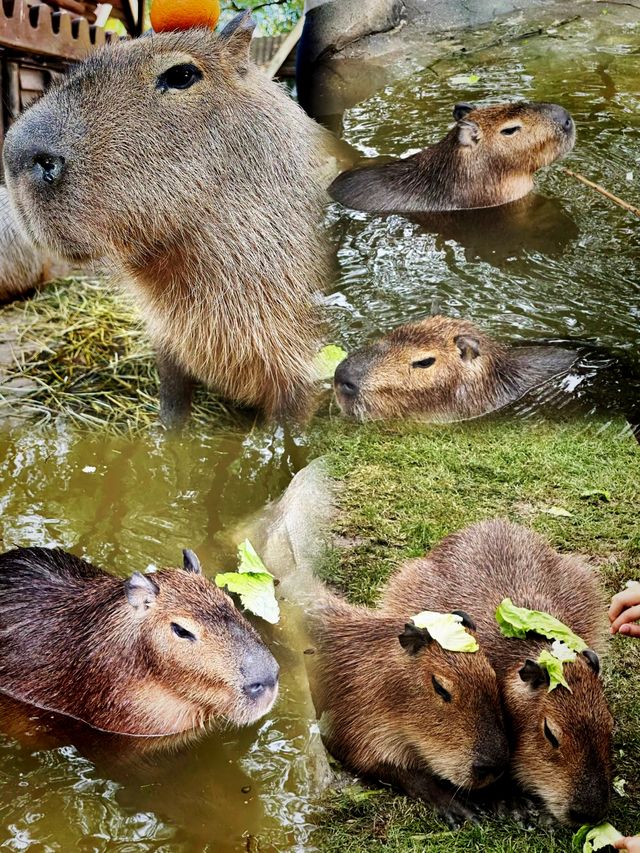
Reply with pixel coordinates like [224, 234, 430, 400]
[1, 4, 640, 851]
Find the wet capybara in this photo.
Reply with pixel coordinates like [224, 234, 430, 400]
[0, 185, 68, 303]
[334, 315, 578, 421]
[0, 547, 279, 735]
[329, 101, 575, 213]
[381, 519, 613, 826]
[2, 13, 331, 425]
[308, 594, 509, 824]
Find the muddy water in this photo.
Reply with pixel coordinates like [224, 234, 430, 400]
[1, 5, 640, 852]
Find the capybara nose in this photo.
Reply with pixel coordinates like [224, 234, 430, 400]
[242, 654, 279, 701]
[472, 757, 505, 783]
[32, 152, 66, 186]
[243, 672, 278, 700]
[545, 103, 574, 134]
[334, 360, 359, 397]
[568, 807, 606, 827]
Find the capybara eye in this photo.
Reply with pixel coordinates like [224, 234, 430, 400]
[171, 621, 197, 641]
[432, 675, 452, 703]
[411, 357, 436, 369]
[500, 125, 522, 136]
[156, 64, 203, 93]
[543, 719, 560, 748]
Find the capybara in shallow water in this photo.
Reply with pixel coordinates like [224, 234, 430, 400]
[308, 595, 509, 823]
[329, 101, 575, 213]
[334, 315, 578, 421]
[0, 547, 279, 735]
[2, 13, 331, 425]
[381, 519, 613, 825]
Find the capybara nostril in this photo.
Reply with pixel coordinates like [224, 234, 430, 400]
[472, 757, 505, 783]
[334, 361, 360, 397]
[32, 152, 65, 186]
[568, 807, 607, 827]
[244, 679, 273, 699]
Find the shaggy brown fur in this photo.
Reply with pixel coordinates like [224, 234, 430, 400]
[334, 315, 578, 421]
[3, 15, 330, 424]
[308, 595, 509, 824]
[329, 102, 575, 213]
[381, 519, 613, 826]
[0, 185, 58, 303]
[0, 547, 279, 736]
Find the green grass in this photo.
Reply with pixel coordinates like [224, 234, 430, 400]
[309, 416, 640, 851]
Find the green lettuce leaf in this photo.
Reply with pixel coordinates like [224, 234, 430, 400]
[215, 540, 279, 624]
[495, 598, 587, 652]
[574, 822, 624, 852]
[537, 649, 571, 692]
[411, 611, 479, 653]
[314, 345, 348, 381]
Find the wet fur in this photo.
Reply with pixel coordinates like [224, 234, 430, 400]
[0, 547, 276, 736]
[330, 102, 575, 213]
[380, 519, 613, 824]
[335, 315, 578, 421]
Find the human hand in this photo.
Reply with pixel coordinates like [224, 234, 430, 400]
[609, 583, 640, 637]
[613, 835, 640, 852]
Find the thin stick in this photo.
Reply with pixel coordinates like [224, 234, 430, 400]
[561, 166, 640, 219]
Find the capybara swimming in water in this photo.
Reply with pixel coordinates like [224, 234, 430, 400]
[308, 594, 509, 824]
[381, 519, 613, 826]
[329, 101, 575, 213]
[0, 547, 279, 735]
[2, 13, 331, 425]
[334, 315, 578, 421]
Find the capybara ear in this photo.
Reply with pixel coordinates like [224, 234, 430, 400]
[582, 649, 600, 675]
[218, 11, 256, 70]
[454, 334, 481, 362]
[451, 610, 477, 631]
[457, 119, 480, 147]
[453, 103, 476, 121]
[399, 623, 432, 655]
[125, 571, 160, 612]
[518, 659, 550, 690]
[182, 549, 202, 574]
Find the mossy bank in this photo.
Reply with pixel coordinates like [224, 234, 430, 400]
[309, 416, 640, 852]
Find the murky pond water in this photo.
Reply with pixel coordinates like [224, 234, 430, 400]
[1, 5, 640, 852]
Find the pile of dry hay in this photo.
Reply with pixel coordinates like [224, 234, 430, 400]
[0, 277, 243, 433]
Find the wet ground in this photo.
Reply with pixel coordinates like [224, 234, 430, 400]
[0, 3, 639, 851]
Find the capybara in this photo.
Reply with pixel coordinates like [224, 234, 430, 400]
[0, 185, 65, 303]
[2, 13, 331, 425]
[308, 595, 509, 824]
[381, 519, 613, 825]
[0, 546, 279, 735]
[329, 101, 575, 213]
[334, 315, 578, 421]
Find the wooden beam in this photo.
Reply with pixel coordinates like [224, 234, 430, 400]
[263, 15, 302, 80]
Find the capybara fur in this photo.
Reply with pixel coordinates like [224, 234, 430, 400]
[329, 102, 575, 213]
[0, 185, 69, 303]
[308, 595, 509, 823]
[0, 547, 279, 736]
[334, 315, 578, 421]
[381, 519, 613, 826]
[2, 14, 331, 424]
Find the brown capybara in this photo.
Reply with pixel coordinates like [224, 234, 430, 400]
[2, 13, 331, 426]
[0, 185, 69, 303]
[334, 315, 578, 421]
[381, 519, 613, 826]
[308, 595, 509, 824]
[0, 546, 279, 735]
[329, 101, 575, 213]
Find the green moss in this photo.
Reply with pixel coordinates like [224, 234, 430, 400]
[309, 416, 640, 851]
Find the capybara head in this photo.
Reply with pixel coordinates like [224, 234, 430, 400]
[315, 605, 509, 791]
[2, 15, 277, 262]
[125, 550, 279, 727]
[334, 315, 502, 420]
[450, 101, 575, 182]
[395, 618, 509, 788]
[504, 649, 613, 825]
